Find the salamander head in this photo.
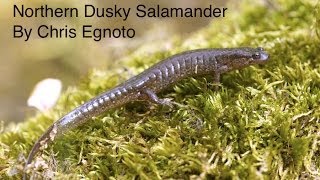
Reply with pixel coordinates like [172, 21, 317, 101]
[248, 47, 269, 64]
[217, 47, 269, 70]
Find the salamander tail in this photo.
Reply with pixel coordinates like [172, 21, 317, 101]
[23, 123, 58, 180]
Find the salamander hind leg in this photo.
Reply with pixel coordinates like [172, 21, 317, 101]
[141, 89, 173, 108]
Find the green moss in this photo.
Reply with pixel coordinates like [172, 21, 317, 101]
[1, 0, 320, 179]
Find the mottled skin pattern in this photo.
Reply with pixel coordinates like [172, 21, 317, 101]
[23, 47, 269, 179]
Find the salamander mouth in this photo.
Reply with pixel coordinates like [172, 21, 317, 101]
[256, 52, 269, 64]
[260, 53, 269, 61]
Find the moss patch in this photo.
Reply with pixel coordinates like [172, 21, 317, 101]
[1, 0, 320, 179]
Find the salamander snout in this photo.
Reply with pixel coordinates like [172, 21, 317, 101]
[251, 47, 269, 64]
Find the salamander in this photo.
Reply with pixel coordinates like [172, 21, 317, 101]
[23, 47, 269, 179]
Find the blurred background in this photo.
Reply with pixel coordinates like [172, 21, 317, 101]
[0, 0, 235, 124]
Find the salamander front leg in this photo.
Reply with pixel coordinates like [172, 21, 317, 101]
[213, 72, 221, 90]
[141, 89, 173, 107]
[213, 65, 228, 90]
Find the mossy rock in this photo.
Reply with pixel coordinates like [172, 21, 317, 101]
[1, 0, 320, 179]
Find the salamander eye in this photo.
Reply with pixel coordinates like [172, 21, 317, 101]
[257, 47, 264, 51]
[252, 52, 261, 59]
